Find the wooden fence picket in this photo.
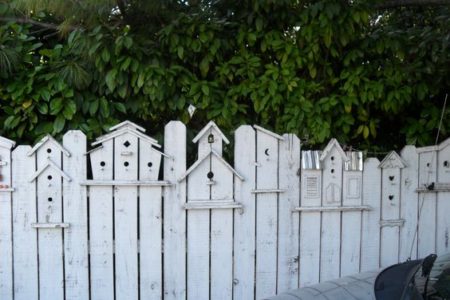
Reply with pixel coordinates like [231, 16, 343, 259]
[0, 137, 14, 300]
[233, 125, 256, 300]
[254, 126, 282, 299]
[437, 140, 450, 255]
[63, 131, 89, 300]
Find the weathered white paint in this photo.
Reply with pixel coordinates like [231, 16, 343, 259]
[277, 134, 300, 292]
[341, 169, 363, 276]
[233, 125, 256, 300]
[320, 141, 345, 282]
[163, 121, 186, 300]
[360, 158, 381, 272]
[380, 152, 403, 267]
[89, 139, 115, 300]
[114, 132, 139, 300]
[0, 137, 14, 300]
[299, 169, 321, 287]
[2, 121, 450, 300]
[255, 127, 279, 299]
[417, 149, 437, 258]
[35, 136, 64, 300]
[63, 131, 89, 300]
[399, 146, 419, 261]
[437, 141, 450, 255]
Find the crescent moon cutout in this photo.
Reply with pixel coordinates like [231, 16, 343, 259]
[264, 148, 269, 156]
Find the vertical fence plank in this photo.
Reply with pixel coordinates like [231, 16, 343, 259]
[320, 143, 344, 282]
[0, 138, 14, 300]
[186, 157, 210, 300]
[210, 157, 234, 299]
[437, 142, 450, 255]
[417, 150, 437, 258]
[89, 140, 115, 300]
[233, 125, 256, 300]
[380, 160, 402, 267]
[277, 134, 300, 292]
[139, 186, 162, 299]
[63, 131, 89, 300]
[12, 146, 38, 300]
[360, 158, 381, 272]
[299, 167, 321, 287]
[341, 168, 363, 276]
[114, 133, 139, 300]
[255, 128, 279, 299]
[139, 140, 162, 299]
[399, 146, 419, 261]
[36, 139, 65, 300]
[163, 121, 186, 300]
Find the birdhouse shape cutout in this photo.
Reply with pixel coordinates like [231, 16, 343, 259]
[179, 122, 244, 210]
[320, 139, 348, 204]
[379, 151, 407, 170]
[192, 120, 230, 158]
[28, 135, 72, 228]
[89, 121, 168, 181]
[0, 136, 15, 188]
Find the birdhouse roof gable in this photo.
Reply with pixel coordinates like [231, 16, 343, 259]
[319, 138, 348, 161]
[192, 121, 230, 144]
[27, 135, 71, 157]
[379, 151, 408, 169]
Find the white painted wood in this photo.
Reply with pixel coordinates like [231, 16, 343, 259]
[294, 206, 371, 212]
[320, 144, 344, 282]
[360, 158, 381, 272]
[399, 146, 419, 261]
[163, 121, 186, 300]
[114, 132, 139, 300]
[380, 166, 401, 267]
[255, 128, 279, 299]
[12, 146, 38, 300]
[233, 125, 256, 300]
[299, 168, 321, 287]
[89, 139, 114, 300]
[437, 143, 450, 255]
[0, 142, 13, 300]
[277, 134, 300, 292]
[31, 223, 70, 228]
[187, 155, 210, 300]
[341, 170, 363, 276]
[138, 125, 163, 299]
[80, 180, 171, 186]
[139, 140, 162, 181]
[251, 189, 285, 194]
[193, 121, 228, 157]
[139, 186, 162, 299]
[63, 131, 89, 300]
[210, 155, 234, 300]
[417, 150, 437, 258]
[184, 200, 242, 209]
[36, 137, 64, 300]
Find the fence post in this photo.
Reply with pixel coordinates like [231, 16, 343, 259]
[163, 121, 187, 300]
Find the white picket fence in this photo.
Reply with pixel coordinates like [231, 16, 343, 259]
[0, 120, 449, 300]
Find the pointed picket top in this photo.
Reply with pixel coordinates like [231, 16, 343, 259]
[0, 136, 16, 150]
[29, 158, 72, 182]
[27, 134, 71, 157]
[192, 121, 230, 144]
[319, 138, 348, 162]
[178, 149, 244, 182]
[379, 151, 408, 169]
[253, 125, 284, 140]
[109, 120, 146, 133]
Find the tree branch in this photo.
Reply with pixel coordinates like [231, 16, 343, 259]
[0, 17, 79, 31]
[376, 0, 450, 9]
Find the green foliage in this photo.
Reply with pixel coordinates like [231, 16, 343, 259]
[0, 0, 449, 149]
